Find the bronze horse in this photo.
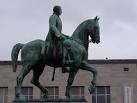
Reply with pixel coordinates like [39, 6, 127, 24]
[11, 16, 100, 99]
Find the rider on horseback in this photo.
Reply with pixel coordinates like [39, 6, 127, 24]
[42, 5, 69, 73]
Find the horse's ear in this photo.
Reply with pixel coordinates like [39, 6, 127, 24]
[97, 17, 100, 21]
[94, 16, 100, 21]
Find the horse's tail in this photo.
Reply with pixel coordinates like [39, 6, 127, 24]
[11, 43, 24, 72]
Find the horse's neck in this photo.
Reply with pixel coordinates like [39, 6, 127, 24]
[72, 24, 89, 51]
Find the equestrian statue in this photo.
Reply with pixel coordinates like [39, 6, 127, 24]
[11, 5, 100, 100]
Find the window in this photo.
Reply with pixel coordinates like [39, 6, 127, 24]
[124, 68, 129, 71]
[124, 86, 133, 103]
[71, 86, 84, 98]
[92, 86, 110, 103]
[0, 87, 8, 103]
[41, 86, 59, 99]
[15, 87, 33, 100]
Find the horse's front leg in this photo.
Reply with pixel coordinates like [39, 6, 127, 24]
[65, 68, 78, 99]
[80, 61, 97, 94]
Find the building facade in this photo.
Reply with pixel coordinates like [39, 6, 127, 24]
[0, 59, 137, 103]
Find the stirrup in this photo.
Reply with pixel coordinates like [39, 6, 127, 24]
[62, 67, 69, 73]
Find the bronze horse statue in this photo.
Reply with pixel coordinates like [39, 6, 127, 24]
[11, 16, 100, 100]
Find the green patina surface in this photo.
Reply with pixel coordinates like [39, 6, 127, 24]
[11, 5, 100, 101]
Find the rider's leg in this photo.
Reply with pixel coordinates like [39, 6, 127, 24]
[62, 47, 70, 73]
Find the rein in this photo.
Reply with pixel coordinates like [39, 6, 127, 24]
[68, 37, 92, 47]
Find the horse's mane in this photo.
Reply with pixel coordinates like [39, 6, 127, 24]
[71, 19, 94, 52]
[72, 19, 93, 37]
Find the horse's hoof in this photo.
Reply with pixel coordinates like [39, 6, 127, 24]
[88, 87, 95, 94]
[66, 95, 73, 100]
[65, 92, 72, 99]
[15, 94, 26, 101]
[88, 84, 96, 94]
[41, 88, 48, 98]
[65, 94, 70, 99]
[43, 87, 48, 93]
[43, 94, 48, 99]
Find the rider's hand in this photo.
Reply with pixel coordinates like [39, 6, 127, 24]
[58, 35, 62, 40]
[58, 35, 66, 40]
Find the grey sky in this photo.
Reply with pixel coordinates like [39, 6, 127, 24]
[0, 0, 137, 60]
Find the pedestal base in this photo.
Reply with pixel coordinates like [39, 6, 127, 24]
[12, 98, 87, 103]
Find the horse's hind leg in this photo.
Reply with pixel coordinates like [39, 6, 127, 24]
[31, 64, 48, 98]
[16, 64, 32, 100]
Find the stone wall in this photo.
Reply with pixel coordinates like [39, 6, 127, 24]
[0, 60, 137, 103]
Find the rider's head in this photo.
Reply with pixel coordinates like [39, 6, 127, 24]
[53, 5, 62, 16]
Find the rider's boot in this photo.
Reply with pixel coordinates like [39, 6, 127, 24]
[62, 66, 70, 73]
[62, 47, 70, 73]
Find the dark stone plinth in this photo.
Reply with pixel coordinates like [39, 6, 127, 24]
[12, 98, 87, 103]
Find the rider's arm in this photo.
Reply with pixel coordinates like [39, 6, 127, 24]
[49, 15, 61, 38]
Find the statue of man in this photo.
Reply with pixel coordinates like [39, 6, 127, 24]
[44, 5, 69, 73]
[46, 6, 65, 41]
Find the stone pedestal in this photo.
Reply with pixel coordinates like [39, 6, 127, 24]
[12, 98, 87, 103]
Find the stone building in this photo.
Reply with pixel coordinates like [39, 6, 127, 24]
[0, 59, 137, 103]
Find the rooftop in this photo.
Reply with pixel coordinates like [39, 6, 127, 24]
[0, 59, 137, 65]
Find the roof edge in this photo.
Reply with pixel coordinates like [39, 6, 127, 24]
[88, 59, 137, 64]
[0, 59, 137, 65]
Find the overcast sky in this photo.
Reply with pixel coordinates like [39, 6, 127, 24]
[0, 0, 137, 60]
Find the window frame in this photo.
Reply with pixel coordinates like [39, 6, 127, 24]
[92, 86, 111, 103]
[0, 87, 8, 103]
[15, 86, 33, 100]
[71, 86, 85, 98]
[41, 86, 59, 99]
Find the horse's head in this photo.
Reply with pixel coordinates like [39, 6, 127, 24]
[88, 16, 100, 44]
